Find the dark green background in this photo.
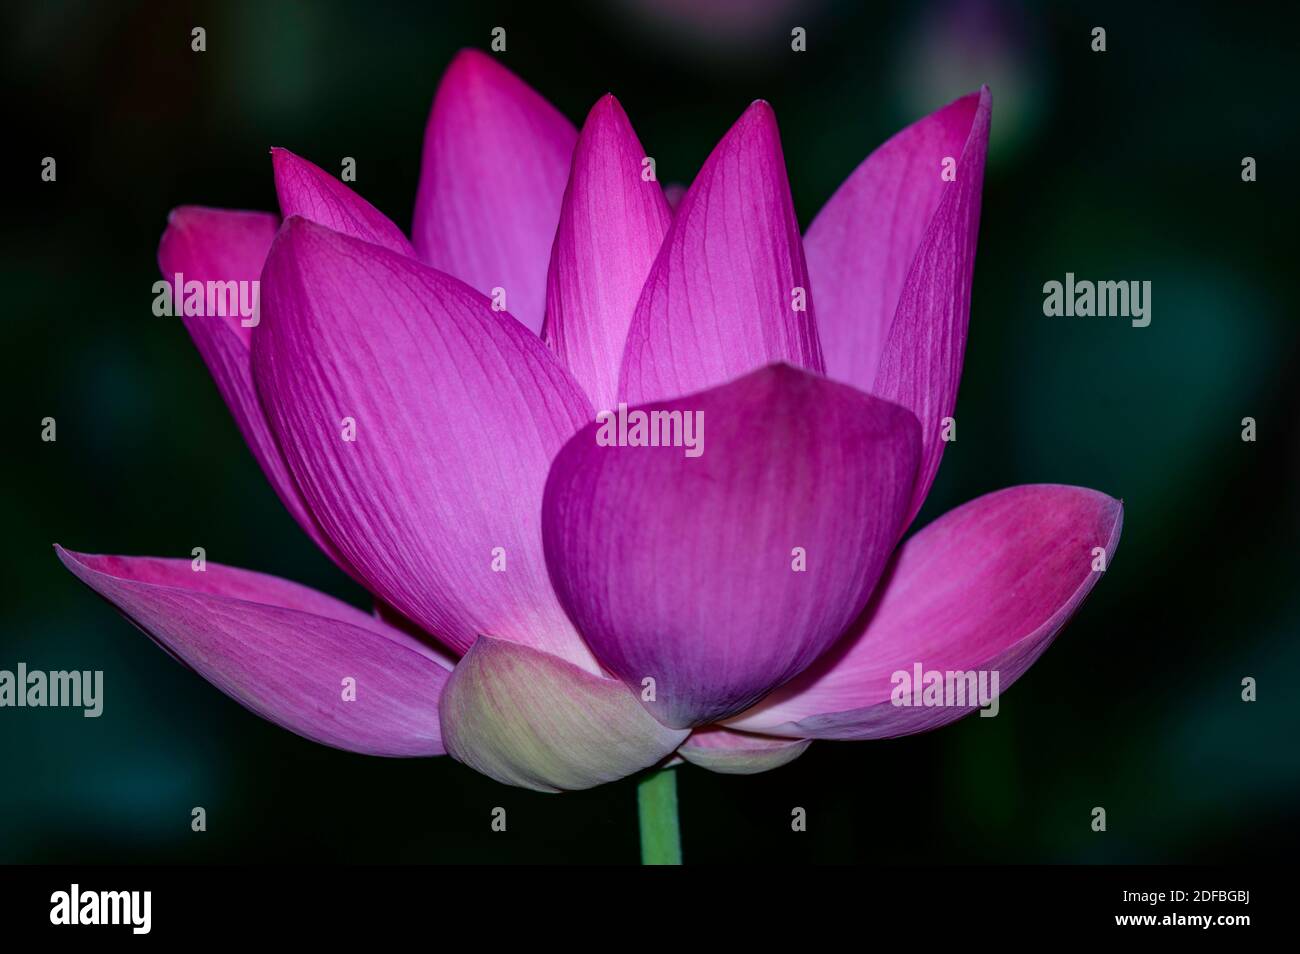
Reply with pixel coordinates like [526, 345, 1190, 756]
[3, 0, 1296, 863]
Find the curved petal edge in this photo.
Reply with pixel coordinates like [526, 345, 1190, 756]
[253, 216, 599, 670]
[271, 148, 416, 257]
[56, 546, 450, 757]
[439, 637, 688, 792]
[412, 49, 577, 333]
[618, 101, 825, 405]
[543, 94, 672, 412]
[156, 206, 346, 567]
[727, 484, 1123, 740]
[543, 363, 921, 729]
[678, 726, 811, 775]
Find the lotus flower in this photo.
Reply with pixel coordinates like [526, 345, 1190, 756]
[59, 51, 1121, 830]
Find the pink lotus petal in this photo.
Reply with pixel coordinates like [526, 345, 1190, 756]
[56, 547, 450, 756]
[726, 484, 1123, 739]
[253, 217, 600, 671]
[618, 102, 825, 405]
[439, 637, 688, 792]
[156, 206, 344, 565]
[805, 89, 992, 524]
[543, 364, 920, 729]
[543, 95, 672, 413]
[271, 147, 416, 257]
[678, 726, 811, 775]
[805, 92, 982, 392]
[412, 49, 576, 334]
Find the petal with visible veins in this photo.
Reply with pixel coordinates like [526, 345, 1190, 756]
[543, 364, 920, 729]
[156, 206, 345, 566]
[254, 217, 600, 670]
[543, 95, 672, 412]
[56, 547, 450, 756]
[618, 102, 825, 405]
[271, 147, 416, 256]
[726, 484, 1123, 739]
[806, 88, 992, 524]
[412, 49, 576, 334]
[440, 637, 688, 792]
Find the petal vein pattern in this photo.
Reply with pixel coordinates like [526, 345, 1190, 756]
[254, 217, 600, 671]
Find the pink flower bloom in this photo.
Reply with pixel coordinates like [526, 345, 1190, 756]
[59, 50, 1121, 792]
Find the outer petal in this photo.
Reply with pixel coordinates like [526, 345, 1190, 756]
[156, 206, 342, 564]
[254, 217, 599, 671]
[439, 637, 688, 792]
[618, 102, 825, 405]
[56, 547, 449, 756]
[543, 364, 921, 729]
[271, 148, 416, 257]
[543, 95, 672, 412]
[678, 726, 811, 775]
[412, 49, 577, 334]
[727, 485, 1123, 739]
[805, 88, 992, 524]
[805, 91, 983, 392]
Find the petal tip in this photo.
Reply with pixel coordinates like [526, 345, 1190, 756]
[275, 213, 326, 248]
[53, 543, 88, 573]
[268, 145, 296, 172]
[739, 98, 778, 130]
[158, 205, 206, 247]
[444, 47, 515, 88]
[585, 91, 627, 124]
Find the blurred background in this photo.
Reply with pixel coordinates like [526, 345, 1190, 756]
[2, 0, 1296, 863]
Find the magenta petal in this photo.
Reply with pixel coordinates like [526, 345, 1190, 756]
[806, 89, 992, 523]
[618, 102, 825, 405]
[677, 726, 811, 775]
[156, 206, 343, 565]
[543, 95, 672, 412]
[56, 547, 449, 756]
[271, 148, 416, 257]
[543, 364, 921, 729]
[805, 91, 984, 392]
[412, 49, 577, 334]
[253, 217, 600, 670]
[727, 485, 1123, 739]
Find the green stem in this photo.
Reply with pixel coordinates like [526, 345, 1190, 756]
[637, 768, 682, 865]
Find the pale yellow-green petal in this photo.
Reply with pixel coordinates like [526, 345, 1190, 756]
[678, 726, 811, 775]
[439, 637, 688, 792]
